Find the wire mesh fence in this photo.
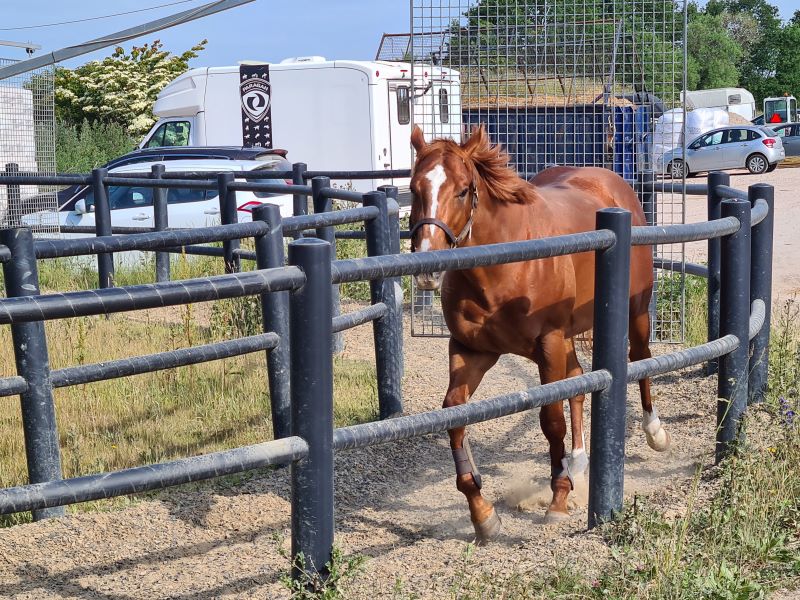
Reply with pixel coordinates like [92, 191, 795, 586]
[0, 57, 58, 234]
[406, 0, 688, 342]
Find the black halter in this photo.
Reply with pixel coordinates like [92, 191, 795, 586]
[410, 186, 479, 249]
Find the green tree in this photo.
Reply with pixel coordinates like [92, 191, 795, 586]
[774, 24, 800, 96]
[686, 13, 743, 90]
[55, 39, 206, 136]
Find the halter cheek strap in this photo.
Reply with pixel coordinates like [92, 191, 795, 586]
[410, 187, 479, 249]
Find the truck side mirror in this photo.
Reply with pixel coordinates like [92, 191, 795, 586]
[75, 199, 94, 214]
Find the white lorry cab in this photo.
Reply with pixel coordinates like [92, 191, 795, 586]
[140, 57, 462, 196]
[682, 88, 756, 122]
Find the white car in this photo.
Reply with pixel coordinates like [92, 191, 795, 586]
[21, 159, 296, 268]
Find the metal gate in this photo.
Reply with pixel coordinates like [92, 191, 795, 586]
[406, 0, 688, 342]
[0, 51, 58, 234]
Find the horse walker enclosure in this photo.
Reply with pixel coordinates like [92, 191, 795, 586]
[0, 0, 780, 587]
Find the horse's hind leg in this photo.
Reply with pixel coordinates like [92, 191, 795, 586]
[630, 308, 671, 451]
[445, 337, 500, 544]
[565, 338, 589, 477]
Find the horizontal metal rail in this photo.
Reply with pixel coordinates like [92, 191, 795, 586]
[750, 198, 768, 226]
[654, 257, 709, 278]
[331, 230, 615, 284]
[60, 225, 159, 235]
[333, 370, 611, 450]
[0, 267, 305, 324]
[34, 222, 269, 258]
[0, 376, 27, 396]
[0, 174, 91, 186]
[331, 303, 388, 333]
[334, 230, 412, 240]
[49, 333, 279, 389]
[628, 300, 764, 383]
[0, 436, 309, 515]
[320, 188, 365, 203]
[228, 181, 312, 196]
[715, 184, 748, 201]
[306, 169, 410, 180]
[652, 182, 708, 196]
[631, 217, 740, 245]
[749, 299, 765, 341]
[102, 176, 215, 190]
[281, 205, 379, 234]
[627, 335, 739, 382]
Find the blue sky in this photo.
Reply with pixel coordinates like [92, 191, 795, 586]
[0, 0, 796, 68]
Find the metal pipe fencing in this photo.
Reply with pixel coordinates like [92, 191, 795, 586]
[0, 169, 776, 587]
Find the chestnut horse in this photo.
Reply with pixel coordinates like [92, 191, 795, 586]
[409, 125, 670, 543]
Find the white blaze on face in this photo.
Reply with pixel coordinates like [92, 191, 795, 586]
[424, 164, 447, 237]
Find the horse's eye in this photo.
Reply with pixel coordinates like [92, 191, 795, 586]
[458, 188, 469, 198]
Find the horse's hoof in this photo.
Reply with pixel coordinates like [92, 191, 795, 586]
[646, 427, 671, 452]
[543, 509, 571, 524]
[473, 508, 502, 545]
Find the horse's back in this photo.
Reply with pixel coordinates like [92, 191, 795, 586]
[530, 166, 647, 229]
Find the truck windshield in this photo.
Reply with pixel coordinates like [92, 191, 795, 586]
[145, 121, 191, 148]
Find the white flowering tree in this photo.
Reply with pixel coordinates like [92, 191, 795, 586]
[55, 39, 207, 136]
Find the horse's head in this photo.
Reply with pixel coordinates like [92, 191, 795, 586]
[409, 125, 487, 290]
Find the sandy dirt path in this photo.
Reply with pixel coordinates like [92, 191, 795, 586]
[684, 168, 800, 300]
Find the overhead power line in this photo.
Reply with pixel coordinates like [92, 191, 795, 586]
[0, 0, 203, 32]
[0, 0, 256, 81]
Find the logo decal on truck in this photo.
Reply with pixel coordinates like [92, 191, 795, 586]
[239, 64, 273, 148]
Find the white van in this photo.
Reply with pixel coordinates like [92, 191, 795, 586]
[140, 57, 462, 195]
[682, 88, 756, 121]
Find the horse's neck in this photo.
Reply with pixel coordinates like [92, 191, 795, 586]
[470, 187, 544, 245]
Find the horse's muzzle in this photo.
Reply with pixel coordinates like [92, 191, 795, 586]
[414, 272, 443, 291]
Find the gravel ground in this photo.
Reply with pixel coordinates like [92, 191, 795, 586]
[0, 308, 722, 599]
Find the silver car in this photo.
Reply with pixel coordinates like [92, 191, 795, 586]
[657, 126, 785, 178]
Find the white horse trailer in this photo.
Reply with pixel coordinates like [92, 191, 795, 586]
[682, 87, 756, 122]
[140, 57, 461, 196]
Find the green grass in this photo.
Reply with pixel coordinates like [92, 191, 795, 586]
[0, 254, 380, 526]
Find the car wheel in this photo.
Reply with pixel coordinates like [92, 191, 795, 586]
[746, 153, 769, 174]
[668, 159, 686, 179]
[766, 163, 778, 173]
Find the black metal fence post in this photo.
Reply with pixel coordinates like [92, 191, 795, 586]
[748, 184, 774, 405]
[1, 227, 65, 520]
[717, 198, 751, 463]
[377, 184, 404, 379]
[4, 163, 21, 226]
[292, 162, 308, 216]
[92, 168, 114, 288]
[311, 176, 343, 354]
[588, 208, 631, 529]
[363, 191, 403, 418]
[706, 171, 729, 375]
[289, 238, 334, 582]
[253, 204, 292, 439]
[151, 164, 170, 283]
[217, 172, 240, 273]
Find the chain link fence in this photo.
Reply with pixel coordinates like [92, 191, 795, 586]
[405, 0, 688, 342]
[0, 57, 58, 234]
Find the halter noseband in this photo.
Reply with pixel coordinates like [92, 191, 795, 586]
[410, 186, 479, 249]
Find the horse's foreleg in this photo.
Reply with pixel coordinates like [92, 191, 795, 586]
[630, 309, 671, 451]
[445, 337, 499, 544]
[565, 338, 589, 477]
[536, 332, 572, 522]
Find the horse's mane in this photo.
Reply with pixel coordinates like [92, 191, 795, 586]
[417, 130, 538, 205]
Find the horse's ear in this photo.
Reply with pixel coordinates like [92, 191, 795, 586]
[411, 125, 426, 153]
[462, 124, 489, 156]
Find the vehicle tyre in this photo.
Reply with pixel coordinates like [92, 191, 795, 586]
[668, 159, 686, 179]
[766, 163, 778, 173]
[746, 153, 769, 174]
